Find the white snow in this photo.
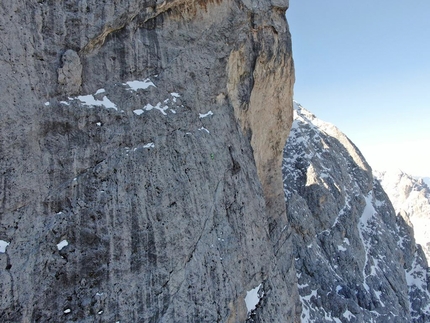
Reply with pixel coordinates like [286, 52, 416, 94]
[95, 88, 106, 95]
[342, 310, 355, 320]
[96, 122, 102, 126]
[405, 256, 428, 292]
[123, 79, 155, 91]
[57, 240, 68, 251]
[0, 240, 10, 253]
[143, 143, 155, 149]
[60, 101, 70, 105]
[298, 283, 309, 289]
[143, 102, 169, 115]
[170, 93, 180, 103]
[338, 245, 347, 251]
[301, 303, 311, 322]
[374, 290, 385, 307]
[199, 111, 214, 118]
[44, 102, 50, 106]
[133, 109, 144, 115]
[76, 95, 118, 110]
[375, 169, 430, 262]
[245, 284, 262, 313]
[357, 191, 377, 291]
[198, 127, 210, 133]
[301, 289, 317, 302]
[75, 94, 99, 106]
[64, 309, 71, 314]
[360, 191, 376, 226]
[405, 254, 430, 316]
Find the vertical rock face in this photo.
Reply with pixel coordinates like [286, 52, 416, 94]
[57, 50, 83, 95]
[283, 103, 430, 322]
[0, 1, 298, 322]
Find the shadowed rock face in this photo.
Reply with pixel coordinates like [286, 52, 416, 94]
[283, 103, 430, 323]
[0, 0, 298, 322]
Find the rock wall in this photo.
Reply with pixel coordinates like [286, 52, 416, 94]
[0, 1, 298, 322]
[283, 103, 430, 322]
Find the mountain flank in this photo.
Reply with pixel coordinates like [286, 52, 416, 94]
[283, 102, 430, 322]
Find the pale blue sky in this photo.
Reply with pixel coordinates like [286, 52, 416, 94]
[287, 1, 430, 177]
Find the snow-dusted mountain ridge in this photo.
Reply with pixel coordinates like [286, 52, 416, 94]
[283, 102, 430, 322]
[374, 169, 430, 262]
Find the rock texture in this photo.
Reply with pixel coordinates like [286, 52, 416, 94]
[0, 1, 298, 322]
[375, 170, 430, 262]
[283, 102, 430, 322]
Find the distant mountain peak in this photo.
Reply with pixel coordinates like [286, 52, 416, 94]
[374, 169, 430, 261]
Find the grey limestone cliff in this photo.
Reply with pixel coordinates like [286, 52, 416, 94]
[0, 1, 298, 322]
[283, 102, 430, 322]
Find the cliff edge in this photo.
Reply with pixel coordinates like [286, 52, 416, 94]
[0, 1, 297, 322]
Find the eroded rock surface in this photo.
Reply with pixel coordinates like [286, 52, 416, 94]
[57, 49, 83, 95]
[0, 1, 298, 322]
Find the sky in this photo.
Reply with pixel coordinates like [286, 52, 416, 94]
[286, 1, 430, 177]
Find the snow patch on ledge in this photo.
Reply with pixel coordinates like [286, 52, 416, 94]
[198, 127, 210, 134]
[0, 240, 10, 253]
[123, 79, 155, 91]
[143, 143, 155, 149]
[95, 88, 106, 95]
[76, 95, 118, 110]
[143, 103, 169, 115]
[199, 111, 213, 118]
[133, 109, 144, 115]
[245, 284, 262, 313]
[57, 240, 69, 251]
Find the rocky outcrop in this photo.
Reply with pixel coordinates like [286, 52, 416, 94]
[375, 170, 430, 262]
[57, 49, 83, 95]
[0, 1, 298, 322]
[283, 103, 430, 322]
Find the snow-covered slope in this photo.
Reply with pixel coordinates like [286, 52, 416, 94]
[283, 102, 430, 322]
[374, 169, 430, 261]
